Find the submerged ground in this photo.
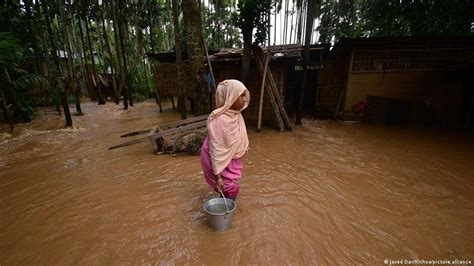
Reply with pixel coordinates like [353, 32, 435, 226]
[1, 101, 473, 264]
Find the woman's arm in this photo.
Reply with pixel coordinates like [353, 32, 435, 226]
[215, 173, 224, 192]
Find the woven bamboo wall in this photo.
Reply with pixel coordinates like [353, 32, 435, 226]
[155, 63, 193, 97]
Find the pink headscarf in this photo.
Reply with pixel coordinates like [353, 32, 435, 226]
[207, 79, 250, 175]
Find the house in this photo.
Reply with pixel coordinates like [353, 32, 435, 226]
[148, 36, 474, 127]
[147, 44, 330, 126]
[333, 36, 474, 126]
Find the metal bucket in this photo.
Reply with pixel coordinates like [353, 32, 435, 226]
[203, 197, 236, 231]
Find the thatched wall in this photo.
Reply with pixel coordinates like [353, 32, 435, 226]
[155, 63, 193, 97]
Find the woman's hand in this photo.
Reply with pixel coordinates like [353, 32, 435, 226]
[215, 174, 224, 192]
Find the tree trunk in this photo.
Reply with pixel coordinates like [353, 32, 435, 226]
[78, 18, 94, 99]
[41, 0, 73, 127]
[136, 2, 149, 93]
[38, 5, 55, 105]
[150, 16, 156, 53]
[296, 4, 303, 44]
[112, 0, 126, 109]
[240, 24, 253, 85]
[116, 0, 132, 108]
[0, 83, 14, 131]
[273, 4, 277, 46]
[101, 16, 119, 104]
[289, 4, 294, 44]
[95, 15, 108, 75]
[216, 4, 222, 48]
[24, 0, 42, 74]
[84, 15, 104, 104]
[182, 0, 210, 115]
[149, 15, 161, 108]
[59, 0, 83, 115]
[167, 1, 174, 52]
[296, 0, 316, 125]
[267, 9, 271, 46]
[387, 2, 395, 36]
[120, 18, 133, 107]
[70, 15, 85, 100]
[172, 0, 187, 119]
[3, 68, 30, 123]
[283, 0, 289, 44]
[28, 1, 52, 109]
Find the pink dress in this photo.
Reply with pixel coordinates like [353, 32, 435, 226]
[200, 136, 243, 198]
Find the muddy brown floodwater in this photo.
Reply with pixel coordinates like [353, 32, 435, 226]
[1, 101, 473, 264]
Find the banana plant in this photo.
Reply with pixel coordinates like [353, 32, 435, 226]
[0, 32, 48, 130]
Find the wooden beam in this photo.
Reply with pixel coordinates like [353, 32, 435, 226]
[257, 52, 271, 132]
[110, 120, 207, 150]
[202, 33, 216, 92]
[253, 47, 284, 131]
[265, 65, 292, 130]
[159, 114, 208, 130]
[120, 114, 208, 137]
[268, 47, 326, 53]
[255, 46, 292, 131]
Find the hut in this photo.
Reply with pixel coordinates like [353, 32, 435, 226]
[332, 36, 474, 126]
[147, 44, 330, 127]
[148, 36, 474, 127]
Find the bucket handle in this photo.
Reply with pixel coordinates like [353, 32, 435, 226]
[219, 190, 231, 217]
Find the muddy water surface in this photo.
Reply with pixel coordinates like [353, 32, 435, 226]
[1, 101, 473, 264]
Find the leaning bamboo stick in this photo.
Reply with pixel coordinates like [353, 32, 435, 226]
[254, 48, 284, 131]
[255, 47, 292, 130]
[257, 53, 271, 132]
[202, 33, 216, 92]
[264, 67, 292, 130]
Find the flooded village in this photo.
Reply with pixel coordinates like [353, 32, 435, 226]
[1, 0, 473, 264]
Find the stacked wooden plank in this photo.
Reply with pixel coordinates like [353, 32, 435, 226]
[253, 45, 292, 131]
[109, 115, 208, 154]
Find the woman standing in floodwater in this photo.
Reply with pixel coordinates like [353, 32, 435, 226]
[200, 79, 250, 201]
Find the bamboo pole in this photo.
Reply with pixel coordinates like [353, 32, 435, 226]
[255, 47, 292, 130]
[202, 34, 216, 89]
[202, 33, 216, 111]
[253, 47, 284, 131]
[265, 63, 292, 130]
[257, 52, 271, 132]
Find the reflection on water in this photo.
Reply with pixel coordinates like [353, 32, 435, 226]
[1, 101, 473, 264]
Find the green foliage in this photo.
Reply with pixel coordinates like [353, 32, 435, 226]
[203, 5, 242, 49]
[0, 33, 22, 68]
[129, 60, 153, 103]
[233, 0, 274, 44]
[210, 0, 237, 9]
[0, 32, 48, 121]
[318, 0, 473, 43]
[1, 0, 471, 126]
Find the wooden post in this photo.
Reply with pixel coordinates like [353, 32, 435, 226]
[334, 51, 353, 120]
[201, 33, 216, 111]
[257, 47, 292, 130]
[254, 49, 284, 131]
[257, 53, 271, 132]
[202, 33, 216, 92]
[264, 63, 292, 130]
[315, 50, 323, 118]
